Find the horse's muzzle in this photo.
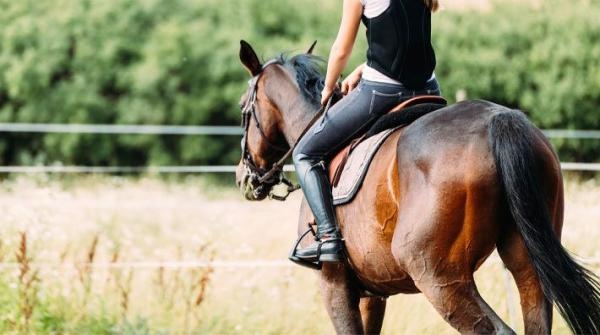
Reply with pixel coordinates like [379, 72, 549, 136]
[236, 162, 269, 201]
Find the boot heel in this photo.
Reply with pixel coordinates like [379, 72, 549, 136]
[317, 239, 344, 262]
[319, 252, 344, 262]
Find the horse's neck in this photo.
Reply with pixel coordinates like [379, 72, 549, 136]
[263, 66, 320, 146]
[282, 102, 319, 146]
[273, 90, 319, 146]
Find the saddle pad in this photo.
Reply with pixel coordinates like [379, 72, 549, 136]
[332, 128, 397, 205]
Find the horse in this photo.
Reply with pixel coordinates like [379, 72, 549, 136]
[234, 40, 600, 334]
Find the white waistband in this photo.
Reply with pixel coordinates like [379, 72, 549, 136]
[362, 64, 435, 85]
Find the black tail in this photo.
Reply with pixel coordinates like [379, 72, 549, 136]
[489, 110, 600, 334]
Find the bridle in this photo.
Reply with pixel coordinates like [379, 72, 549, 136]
[241, 60, 289, 156]
[239, 60, 333, 201]
[239, 60, 297, 200]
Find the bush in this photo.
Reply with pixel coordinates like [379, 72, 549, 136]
[0, 0, 336, 167]
[434, 0, 600, 162]
[0, 0, 597, 166]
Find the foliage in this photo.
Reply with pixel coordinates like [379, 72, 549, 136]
[0, 0, 597, 166]
[435, 0, 600, 162]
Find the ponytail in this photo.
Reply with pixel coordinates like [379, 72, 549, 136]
[423, 0, 439, 12]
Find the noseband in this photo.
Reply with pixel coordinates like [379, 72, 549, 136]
[239, 60, 332, 201]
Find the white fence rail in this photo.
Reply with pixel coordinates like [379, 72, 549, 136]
[1, 123, 600, 139]
[0, 123, 598, 172]
[0, 163, 598, 173]
[0, 258, 598, 269]
[0, 165, 240, 174]
[0, 260, 293, 270]
[542, 129, 600, 139]
[0, 123, 242, 135]
[0, 165, 293, 174]
[560, 163, 600, 171]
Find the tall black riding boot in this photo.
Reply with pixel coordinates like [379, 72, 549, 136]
[292, 158, 344, 262]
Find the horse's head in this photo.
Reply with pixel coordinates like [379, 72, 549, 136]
[235, 40, 322, 200]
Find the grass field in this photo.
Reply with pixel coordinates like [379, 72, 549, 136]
[0, 175, 598, 334]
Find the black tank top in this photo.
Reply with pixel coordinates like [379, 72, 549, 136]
[362, 0, 436, 89]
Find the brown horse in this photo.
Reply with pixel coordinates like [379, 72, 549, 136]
[235, 40, 600, 334]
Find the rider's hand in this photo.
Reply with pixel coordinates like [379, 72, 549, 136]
[341, 70, 361, 95]
[321, 85, 336, 106]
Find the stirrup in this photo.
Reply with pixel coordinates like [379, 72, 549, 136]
[289, 223, 346, 269]
[288, 223, 322, 270]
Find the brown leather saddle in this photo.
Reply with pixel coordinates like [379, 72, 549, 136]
[328, 95, 447, 188]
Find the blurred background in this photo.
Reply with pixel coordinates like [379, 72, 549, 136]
[1, 0, 599, 168]
[0, 0, 598, 334]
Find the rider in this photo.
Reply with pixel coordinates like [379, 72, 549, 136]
[292, 0, 442, 263]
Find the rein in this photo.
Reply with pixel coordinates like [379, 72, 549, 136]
[240, 60, 333, 201]
[257, 96, 333, 185]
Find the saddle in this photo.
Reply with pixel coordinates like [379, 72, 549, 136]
[328, 95, 447, 205]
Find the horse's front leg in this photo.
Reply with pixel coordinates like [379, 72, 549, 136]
[319, 262, 364, 334]
[359, 296, 386, 334]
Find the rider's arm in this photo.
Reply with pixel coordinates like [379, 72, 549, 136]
[321, 0, 363, 105]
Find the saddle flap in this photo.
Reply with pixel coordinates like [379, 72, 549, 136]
[329, 128, 397, 205]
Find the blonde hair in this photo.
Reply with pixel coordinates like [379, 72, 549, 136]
[423, 0, 439, 12]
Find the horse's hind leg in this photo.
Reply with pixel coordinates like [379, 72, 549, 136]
[359, 296, 386, 334]
[497, 227, 552, 334]
[411, 271, 514, 334]
[319, 262, 364, 334]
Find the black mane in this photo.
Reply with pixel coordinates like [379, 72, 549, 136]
[274, 53, 325, 108]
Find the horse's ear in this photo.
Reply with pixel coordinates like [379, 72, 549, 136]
[240, 40, 262, 76]
[307, 40, 317, 54]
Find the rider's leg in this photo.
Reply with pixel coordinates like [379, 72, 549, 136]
[291, 79, 415, 262]
[293, 154, 344, 261]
